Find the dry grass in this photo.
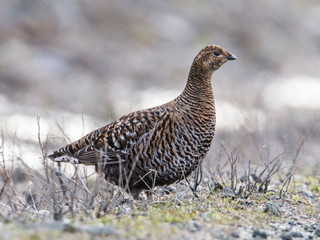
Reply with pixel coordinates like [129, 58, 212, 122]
[0, 118, 319, 240]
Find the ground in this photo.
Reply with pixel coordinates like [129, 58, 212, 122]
[0, 165, 319, 240]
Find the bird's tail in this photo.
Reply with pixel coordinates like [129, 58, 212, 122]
[48, 151, 80, 165]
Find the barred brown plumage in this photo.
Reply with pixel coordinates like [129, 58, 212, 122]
[48, 45, 236, 199]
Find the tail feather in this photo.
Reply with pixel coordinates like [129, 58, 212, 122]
[48, 153, 80, 164]
[48, 146, 127, 166]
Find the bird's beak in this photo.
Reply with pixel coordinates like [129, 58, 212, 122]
[227, 54, 237, 60]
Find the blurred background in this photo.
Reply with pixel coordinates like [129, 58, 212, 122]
[0, 0, 319, 175]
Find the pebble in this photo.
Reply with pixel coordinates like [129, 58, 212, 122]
[221, 186, 236, 198]
[81, 225, 115, 235]
[117, 205, 131, 215]
[163, 186, 176, 194]
[304, 225, 314, 232]
[215, 228, 228, 240]
[252, 229, 268, 238]
[311, 223, 320, 231]
[302, 190, 313, 198]
[210, 181, 223, 191]
[38, 210, 50, 217]
[291, 231, 303, 238]
[314, 229, 320, 237]
[287, 220, 296, 226]
[281, 228, 292, 233]
[264, 202, 281, 216]
[231, 231, 240, 238]
[193, 221, 203, 231]
[269, 223, 278, 229]
[202, 211, 212, 219]
[188, 220, 203, 232]
[279, 232, 292, 240]
[63, 223, 77, 233]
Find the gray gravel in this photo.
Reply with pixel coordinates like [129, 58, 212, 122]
[202, 218, 320, 240]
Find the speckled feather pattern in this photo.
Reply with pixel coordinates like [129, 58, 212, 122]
[48, 45, 236, 198]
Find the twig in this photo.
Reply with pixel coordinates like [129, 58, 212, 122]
[37, 116, 46, 164]
[81, 109, 86, 137]
[88, 177, 101, 209]
[217, 168, 226, 188]
[253, 152, 284, 191]
[54, 117, 71, 143]
[221, 144, 239, 191]
[279, 170, 295, 199]
[247, 160, 251, 192]
[288, 138, 306, 175]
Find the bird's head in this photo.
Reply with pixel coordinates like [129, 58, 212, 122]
[192, 45, 236, 73]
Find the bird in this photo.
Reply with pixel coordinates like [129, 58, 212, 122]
[48, 45, 236, 199]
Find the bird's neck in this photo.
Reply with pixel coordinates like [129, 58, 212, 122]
[175, 64, 215, 110]
[183, 63, 214, 98]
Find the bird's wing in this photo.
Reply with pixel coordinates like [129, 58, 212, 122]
[49, 107, 178, 165]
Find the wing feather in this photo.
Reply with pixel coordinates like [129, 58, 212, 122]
[49, 107, 179, 166]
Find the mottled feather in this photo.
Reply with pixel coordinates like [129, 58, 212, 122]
[48, 45, 236, 199]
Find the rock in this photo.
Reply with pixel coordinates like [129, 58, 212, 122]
[210, 181, 223, 191]
[193, 221, 203, 231]
[302, 190, 313, 198]
[38, 210, 50, 217]
[202, 211, 212, 219]
[188, 220, 203, 232]
[314, 229, 320, 237]
[279, 232, 292, 240]
[239, 199, 254, 208]
[310, 223, 320, 231]
[304, 225, 314, 232]
[12, 167, 27, 183]
[81, 225, 115, 235]
[163, 185, 176, 194]
[231, 231, 240, 238]
[264, 202, 281, 216]
[269, 223, 277, 228]
[291, 231, 303, 238]
[63, 223, 77, 233]
[215, 228, 229, 240]
[287, 220, 296, 226]
[252, 229, 268, 238]
[221, 186, 236, 198]
[282, 227, 292, 232]
[117, 205, 131, 215]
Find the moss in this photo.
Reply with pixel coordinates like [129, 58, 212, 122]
[293, 195, 301, 202]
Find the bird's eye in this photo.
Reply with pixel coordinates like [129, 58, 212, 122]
[213, 51, 220, 56]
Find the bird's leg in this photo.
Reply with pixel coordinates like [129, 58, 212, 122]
[185, 163, 202, 199]
[146, 190, 153, 201]
[131, 189, 142, 200]
[192, 162, 203, 193]
[54, 162, 67, 197]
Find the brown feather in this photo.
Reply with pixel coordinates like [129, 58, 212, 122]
[48, 45, 236, 198]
